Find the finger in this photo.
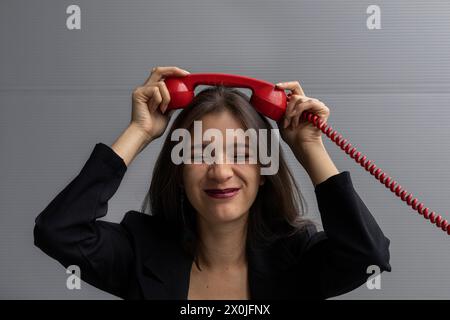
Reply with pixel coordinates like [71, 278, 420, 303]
[275, 81, 305, 96]
[283, 95, 307, 128]
[156, 81, 171, 113]
[283, 96, 298, 128]
[144, 66, 190, 86]
[139, 85, 162, 113]
[291, 112, 301, 129]
[299, 98, 328, 115]
[294, 99, 327, 127]
[291, 102, 307, 129]
[138, 85, 158, 105]
[150, 87, 163, 113]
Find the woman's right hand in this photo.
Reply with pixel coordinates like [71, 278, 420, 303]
[130, 66, 191, 141]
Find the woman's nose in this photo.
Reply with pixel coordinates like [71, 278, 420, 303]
[207, 162, 234, 182]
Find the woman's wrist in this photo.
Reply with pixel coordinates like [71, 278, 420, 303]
[292, 140, 340, 187]
[111, 124, 153, 167]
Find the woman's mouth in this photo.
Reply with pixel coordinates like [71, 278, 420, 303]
[204, 188, 241, 199]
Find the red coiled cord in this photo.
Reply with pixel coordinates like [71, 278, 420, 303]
[302, 111, 450, 236]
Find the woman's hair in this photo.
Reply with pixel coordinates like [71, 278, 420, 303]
[141, 85, 314, 270]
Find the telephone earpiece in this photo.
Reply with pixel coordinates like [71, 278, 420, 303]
[164, 73, 287, 121]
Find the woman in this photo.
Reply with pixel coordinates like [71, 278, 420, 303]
[34, 66, 391, 300]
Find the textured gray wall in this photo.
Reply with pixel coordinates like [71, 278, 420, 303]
[1, 0, 449, 299]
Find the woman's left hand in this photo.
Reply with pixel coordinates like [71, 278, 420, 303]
[275, 81, 330, 148]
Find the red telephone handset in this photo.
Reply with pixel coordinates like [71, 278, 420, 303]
[164, 73, 450, 236]
[164, 73, 287, 121]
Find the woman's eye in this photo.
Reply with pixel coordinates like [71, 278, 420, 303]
[233, 153, 252, 163]
[189, 151, 255, 164]
[190, 153, 215, 163]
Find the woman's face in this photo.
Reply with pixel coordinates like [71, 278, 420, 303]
[182, 110, 265, 225]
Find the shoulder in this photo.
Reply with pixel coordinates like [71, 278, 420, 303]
[119, 210, 179, 242]
[120, 210, 160, 226]
[253, 223, 319, 260]
[277, 223, 325, 261]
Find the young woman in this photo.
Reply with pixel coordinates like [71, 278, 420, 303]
[34, 66, 391, 300]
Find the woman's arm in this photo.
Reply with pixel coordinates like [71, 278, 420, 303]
[111, 124, 154, 167]
[274, 81, 390, 298]
[33, 135, 140, 299]
[302, 173, 391, 299]
[291, 139, 339, 187]
[292, 142, 391, 299]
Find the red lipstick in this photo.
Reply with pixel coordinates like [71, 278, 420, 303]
[204, 188, 241, 199]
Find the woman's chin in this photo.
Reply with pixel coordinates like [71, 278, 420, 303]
[203, 209, 247, 224]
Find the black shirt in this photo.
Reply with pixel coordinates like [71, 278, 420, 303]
[33, 142, 391, 299]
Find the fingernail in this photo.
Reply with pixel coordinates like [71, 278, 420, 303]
[275, 83, 282, 86]
[183, 70, 191, 74]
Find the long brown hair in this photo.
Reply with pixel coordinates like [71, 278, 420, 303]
[141, 85, 314, 270]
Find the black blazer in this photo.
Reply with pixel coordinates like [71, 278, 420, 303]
[33, 143, 391, 300]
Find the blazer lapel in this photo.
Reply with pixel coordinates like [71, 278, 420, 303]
[246, 236, 302, 299]
[121, 211, 194, 299]
[139, 239, 287, 300]
[138, 227, 194, 300]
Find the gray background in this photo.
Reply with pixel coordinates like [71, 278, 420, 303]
[1, 0, 449, 299]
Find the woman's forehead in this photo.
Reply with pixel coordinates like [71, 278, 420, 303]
[193, 111, 246, 130]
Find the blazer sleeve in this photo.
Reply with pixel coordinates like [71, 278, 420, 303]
[33, 142, 135, 299]
[297, 171, 391, 299]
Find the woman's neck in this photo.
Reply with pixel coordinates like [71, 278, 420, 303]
[195, 214, 248, 272]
